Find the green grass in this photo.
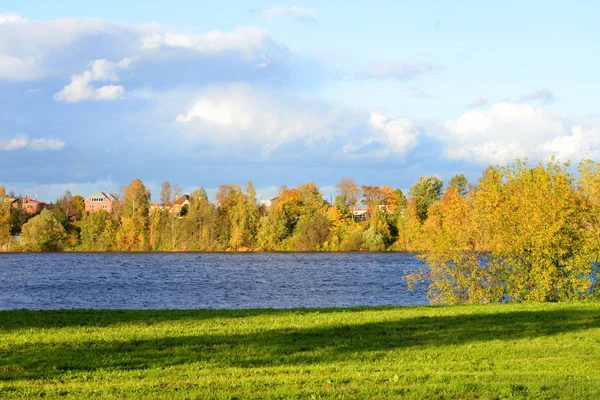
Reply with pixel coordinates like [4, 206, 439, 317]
[1, 302, 600, 399]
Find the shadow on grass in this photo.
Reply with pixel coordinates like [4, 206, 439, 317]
[1, 307, 599, 381]
[0, 307, 385, 330]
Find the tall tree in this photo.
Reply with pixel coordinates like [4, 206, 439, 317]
[336, 178, 361, 209]
[361, 185, 385, 208]
[160, 181, 172, 208]
[55, 190, 73, 219]
[447, 174, 468, 196]
[116, 178, 150, 251]
[185, 188, 218, 250]
[409, 175, 444, 222]
[71, 195, 85, 219]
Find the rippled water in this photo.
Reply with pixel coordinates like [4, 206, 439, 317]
[0, 252, 428, 310]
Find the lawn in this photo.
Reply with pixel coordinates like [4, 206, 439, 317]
[1, 302, 599, 399]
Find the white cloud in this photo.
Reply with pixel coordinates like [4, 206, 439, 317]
[0, 137, 28, 150]
[175, 85, 341, 154]
[0, 15, 281, 81]
[541, 125, 600, 161]
[140, 27, 273, 59]
[467, 97, 488, 109]
[54, 58, 133, 102]
[0, 13, 25, 24]
[260, 6, 317, 24]
[442, 102, 600, 164]
[358, 62, 442, 81]
[343, 112, 419, 158]
[30, 138, 66, 151]
[0, 136, 65, 151]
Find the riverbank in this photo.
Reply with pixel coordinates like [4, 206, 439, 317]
[1, 302, 599, 399]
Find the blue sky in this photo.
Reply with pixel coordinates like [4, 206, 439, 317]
[1, 1, 600, 201]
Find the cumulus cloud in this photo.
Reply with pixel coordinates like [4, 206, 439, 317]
[54, 58, 134, 102]
[541, 125, 600, 161]
[0, 15, 283, 81]
[467, 97, 488, 109]
[358, 62, 442, 81]
[175, 85, 341, 154]
[0, 136, 64, 151]
[343, 112, 419, 158]
[260, 6, 318, 24]
[442, 102, 600, 164]
[520, 89, 555, 105]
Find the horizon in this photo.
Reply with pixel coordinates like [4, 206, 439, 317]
[2, 1, 600, 202]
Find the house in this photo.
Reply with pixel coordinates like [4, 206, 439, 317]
[352, 207, 369, 222]
[259, 196, 278, 210]
[11, 195, 49, 214]
[85, 191, 118, 213]
[170, 195, 190, 215]
[148, 195, 190, 215]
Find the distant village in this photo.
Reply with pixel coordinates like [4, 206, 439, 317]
[8, 190, 370, 221]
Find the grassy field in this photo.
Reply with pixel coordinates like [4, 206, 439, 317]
[1, 302, 599, 399]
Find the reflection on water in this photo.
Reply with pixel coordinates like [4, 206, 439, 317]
[0, 252, 428, 310]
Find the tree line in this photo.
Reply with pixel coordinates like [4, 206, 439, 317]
[2, 158, 600, 303]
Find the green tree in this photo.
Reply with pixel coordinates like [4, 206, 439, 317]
[292, 213, 330, 250]
[447, 174, 468, 196]
[80, 210, 115, 251]
[409, 175, 444, 222]
[19, 209, 67, 251]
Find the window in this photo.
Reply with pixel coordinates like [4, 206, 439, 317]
[90, 205, 94, 209]
[102, 205, 108, 209]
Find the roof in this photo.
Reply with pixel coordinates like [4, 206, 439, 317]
[172, 194, 190, 206]
[85, 191, 118, 203]
[16, 196, 48, 205]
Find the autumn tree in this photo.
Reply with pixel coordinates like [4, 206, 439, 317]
[0, 187, 11, 249]
[185, 188, 219, 250]
[115, 178, 150, 251]
[409, 160, 596, 304]
[71, 195, 85, 219]
[361, 185, 385, 208]
[336, 178, 361, 209]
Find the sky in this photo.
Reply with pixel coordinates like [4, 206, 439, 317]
[1, 1, 600, 202]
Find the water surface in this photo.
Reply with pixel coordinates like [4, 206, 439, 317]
[0, 252, 427, 310]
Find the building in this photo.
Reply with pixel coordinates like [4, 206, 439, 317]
[148, 195, 190, 215]
[11, 195, 49, 214]
[352, 208, 369, 222]
[170, 194, 190, 215]
[85, 191, 118, 213]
